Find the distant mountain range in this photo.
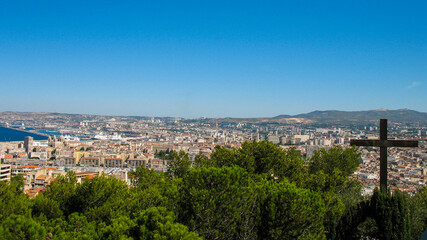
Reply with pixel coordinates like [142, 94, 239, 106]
[1, 109, 427, 124]
[274, 109, 427, 123]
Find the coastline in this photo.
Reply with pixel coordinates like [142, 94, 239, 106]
[2, 126, 49, 137]
[0, 126, 49, 142]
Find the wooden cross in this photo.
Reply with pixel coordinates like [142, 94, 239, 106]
[350, 119, 418, 190]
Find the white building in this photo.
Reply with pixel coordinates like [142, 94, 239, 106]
[268, 136, 280, 144]
[0, 164, 11, 181]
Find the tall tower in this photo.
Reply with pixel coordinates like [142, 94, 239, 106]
[24, 136, 33, 153]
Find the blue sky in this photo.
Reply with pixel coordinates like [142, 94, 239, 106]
[1, 1, 426, 118]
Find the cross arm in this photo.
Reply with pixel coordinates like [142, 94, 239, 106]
[383, 140, 418, 147]
[350, 139, 418, 147]
[350, 139, 379, 147]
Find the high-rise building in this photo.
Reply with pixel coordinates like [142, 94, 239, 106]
[24, 136, 33, 153]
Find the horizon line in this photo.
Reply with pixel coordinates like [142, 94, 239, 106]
[0, 108, 424, 120]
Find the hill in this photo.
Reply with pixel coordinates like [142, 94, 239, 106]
[274, 109, 427, 123]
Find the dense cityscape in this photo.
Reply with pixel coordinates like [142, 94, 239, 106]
[1, 1, 426, 238]
[1, 111, 426, 197]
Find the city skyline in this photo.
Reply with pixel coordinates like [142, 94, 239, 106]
[1, 1, 426, 118]
[1, 108, 427, 120]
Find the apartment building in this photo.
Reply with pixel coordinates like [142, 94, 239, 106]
[79, 157, 100, 167]
[104, 158, 124, 168]
[127, 158, 148, 168]
[0, 164, 11, 181]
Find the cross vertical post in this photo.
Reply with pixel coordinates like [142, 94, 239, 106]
[379, 119, 387, 190]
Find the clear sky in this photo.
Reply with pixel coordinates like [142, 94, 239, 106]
[1, 1, 426, 118]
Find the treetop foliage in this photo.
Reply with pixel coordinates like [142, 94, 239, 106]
[0, 140, 425, 239]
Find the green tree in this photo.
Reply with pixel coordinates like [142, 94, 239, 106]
[155, 150, 176, 160]
[98, 216, 136, 240]
[308, 146, 361, 178]
[31, 194, 63, 221]
[210, 141, 305, 183]
[335, 199, 372, 240]
[10, 174, 25, 191]
[70, 175, 132, 224]
[0, 214, 46, 240]
[193, 153, 214, 168]
[273, 146, 305, 183]
[134, 207, 201, 240]
[237, 140, 287, 175]
[304, 146, 362, 239]
[129, 165, 182, 216]
[42, 171, 78, 216]
[371, 188, 412, 240]
[209, 145, 238, 167]
[168, 150, 192, 178]
[336, 178, 362, 211]
[129, 164, 164, 189]
[56, 212, 98, 239]
[179, 166, 259, 239]
[258, 179, 326, 239]
[0, 177, 31, 222]
[409, 187, 427, 239]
